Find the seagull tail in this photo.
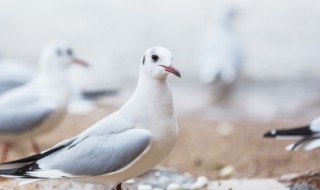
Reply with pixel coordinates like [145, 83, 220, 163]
[0, 145, 65, 179]
[0, 162, 40, 177]
[263, 125, 312, 138]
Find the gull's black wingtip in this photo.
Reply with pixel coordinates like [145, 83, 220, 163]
[263, 130, 276, 138]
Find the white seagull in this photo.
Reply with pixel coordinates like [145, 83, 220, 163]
[0, 51, 111, 115]
[0, 47, 181, 190]
[0, 41, 87, 162]
[0, 57, 36, 94]
[199, 7, 243, 85]
[264, 117, 320, 151]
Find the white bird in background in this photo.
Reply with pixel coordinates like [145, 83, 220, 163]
[0, 41, 87, 162]
[0, 47, 181, 190]
[0, 50, 110, 115]
[0, 57, 36, 94]
[199, 7, 243, 85]
[264, 117, 320, 151]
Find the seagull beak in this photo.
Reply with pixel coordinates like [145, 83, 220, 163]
[73, 58, 89, 67]
[160, 65, 181, 78]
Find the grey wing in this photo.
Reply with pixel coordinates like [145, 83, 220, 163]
[0, 81, 26, 94]
[0, 94, 56, 133]
[33, 128, 152, 177]
[0, 63, 35, 94]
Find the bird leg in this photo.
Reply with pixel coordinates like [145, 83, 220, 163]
[114, 183, 122, 190]
[1, 143, 10, 163]
[30, 139, 40, 153]
[0, 143, 9, 181]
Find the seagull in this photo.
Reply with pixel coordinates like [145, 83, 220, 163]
[0, 51, 115, 116]
[0, 47, 181, 190]
[199, 7, 243, 85]
[264, 117, 320, 151]
[0, 41, 87, 162]
[0, 58, 36, 94]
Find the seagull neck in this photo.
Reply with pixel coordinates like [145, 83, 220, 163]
[37, 71, 69, 86]
[33, 71, 70, 104]
[136, 72, 169, 94]
[123, 72, 174, 116]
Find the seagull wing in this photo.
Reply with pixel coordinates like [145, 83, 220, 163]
[263, 125, 314, 139]
[303, 137, 320, 151]
[0, 61, 35, 93]
[0, 113, 152, 179]
[0, 92, 56, 133]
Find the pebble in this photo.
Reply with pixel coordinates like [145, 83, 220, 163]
[138, 184, 153, 190]
[217, 122, 234, 136]
[219, 165, 235, 179]
[125, 169, 195, 189]
[125, 179, 136, 184]
[191, 176, 209, 189]
[166, 183, 181, 190]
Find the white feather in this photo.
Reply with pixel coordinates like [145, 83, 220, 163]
[303, 139, 320, 151]
[27, 169, 75, 179]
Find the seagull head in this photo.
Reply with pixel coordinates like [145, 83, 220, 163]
[40, 41, 88, 73]
[141, 47, 181, 80]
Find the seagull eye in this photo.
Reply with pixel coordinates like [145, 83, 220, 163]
[151, 54, 159, 62]
[67, 49, 73, 56]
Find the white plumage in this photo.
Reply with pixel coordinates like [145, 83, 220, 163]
[0, 41, 87, 162]
[199, 7, 243, 85]
[0, 47, 181, 190]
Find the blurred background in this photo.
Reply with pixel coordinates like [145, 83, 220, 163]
[1, 0, 320, 183]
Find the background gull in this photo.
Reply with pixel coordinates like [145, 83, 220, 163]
[0, 50, 111, 115]
[0, 56, 36, 94]
[264, 117, 320, 151]
[0, 47, 180, 190]
[199, 6, 244, 103]
[0, 41, 87, 162]
[199, 6, 244, 84]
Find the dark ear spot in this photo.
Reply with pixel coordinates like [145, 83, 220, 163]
[142, 55, 145, 65]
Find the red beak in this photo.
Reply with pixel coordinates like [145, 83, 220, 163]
[73, 58, 89, 67]
[160, 65, 181, 78]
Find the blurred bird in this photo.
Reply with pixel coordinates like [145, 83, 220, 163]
[0, 50, 111, 115]
[264, 117, 320, 151]
[0, 41, 87, 162]
[0, 47, 180, 190]
[199, 7, 244, 103]
[0, 57, 36, 94]
[199, 7, 243, 84]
